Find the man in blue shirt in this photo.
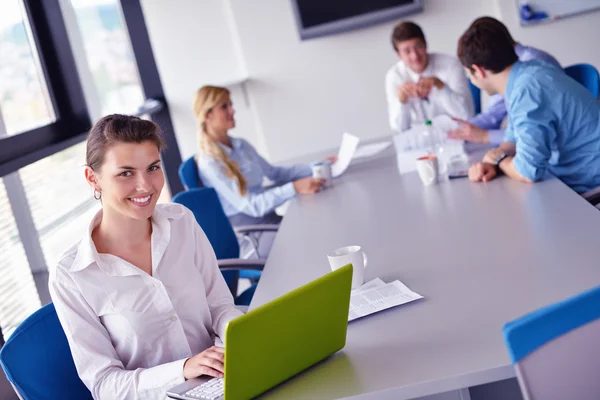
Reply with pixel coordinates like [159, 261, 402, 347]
[448, 17, 561, 146]
[458, 20, 600, 193]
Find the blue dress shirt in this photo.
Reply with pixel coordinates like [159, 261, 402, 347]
[469, 43, 561, 145]
[506, 61, 600, 193]
[197, 137, 312, 217]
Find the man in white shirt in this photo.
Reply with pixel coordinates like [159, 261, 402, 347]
[385, 21, 474, 132]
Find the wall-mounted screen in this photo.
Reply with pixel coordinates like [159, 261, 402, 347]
[291, 0, 423, 40]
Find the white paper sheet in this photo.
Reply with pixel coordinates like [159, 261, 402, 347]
[332, 132, 360, 178]
[394, 114, 463, 153]
[348, 280, 423, 322]
[393, 114, 468, 175]
[353, 141, 392, 160]
[430, 114, 461, 133]
[351, 278, 386, 295]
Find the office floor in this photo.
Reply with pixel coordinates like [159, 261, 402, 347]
[0, 344, 16, 400]
[469, 378, 524, 400]
[0, 384, 17, 400]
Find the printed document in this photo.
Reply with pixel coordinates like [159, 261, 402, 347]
[332, 132, 360, 177]
[349, 278, 423, 322]
[353, 141, 392, 160]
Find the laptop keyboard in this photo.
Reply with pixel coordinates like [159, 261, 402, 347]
[184, 378, 224, 399]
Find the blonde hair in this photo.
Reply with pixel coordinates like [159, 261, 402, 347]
[193, 85, 248, 196]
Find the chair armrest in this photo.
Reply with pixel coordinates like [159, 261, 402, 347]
[234, 224, 279, 235]
[217, 258, 266, 272]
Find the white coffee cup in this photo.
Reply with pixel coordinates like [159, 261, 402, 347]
[327, 245, 368, 289]
[416, 154, 439, 186]
[311, 161, 333, 188]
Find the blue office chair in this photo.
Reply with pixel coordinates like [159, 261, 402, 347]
[180, 157, 279, 259]
[0, 303, 93, 400]
[564, 63, 600, 99]
[172, 188, 275, 305]
[503, 285, 600, 400]
[565, 63, 600, 208]
[178, 156, 203, 190]
[468, 80, 481, 115]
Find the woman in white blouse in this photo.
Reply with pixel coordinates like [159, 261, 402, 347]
[49, 114, 242, 400]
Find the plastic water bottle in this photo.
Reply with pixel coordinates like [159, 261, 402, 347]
[422, 120, 445, 153]
[430, 124, 451, 180]
[421, 120, 435, 153]
[426, 120, 450, 180]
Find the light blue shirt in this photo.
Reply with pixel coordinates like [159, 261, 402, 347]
[197, 137, 312, 217]
[469, 43, 561, 145]
[506, 60, 600, 193]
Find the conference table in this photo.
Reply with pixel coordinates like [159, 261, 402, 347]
[250, 141, 600, 400]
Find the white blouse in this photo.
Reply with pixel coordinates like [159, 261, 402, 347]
[49, 203, 243, 400]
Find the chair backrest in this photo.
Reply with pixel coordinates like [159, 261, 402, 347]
[0, 303, 92, 400]
[468, 80, 481, 115]
[172, 188, 239, 290]
[172, 188, 239, 259]
[503, 285, 600, 400]
[178, 156, 203, 190]
[564, 63, 600, 99]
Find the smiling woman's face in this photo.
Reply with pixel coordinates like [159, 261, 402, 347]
[87, 140, 164, 221]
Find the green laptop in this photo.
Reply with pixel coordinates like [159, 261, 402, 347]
[167, 264, 353, 400]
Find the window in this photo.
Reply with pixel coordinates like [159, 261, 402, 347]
[70, 0, 145, 115]
[0, 177, 41, 340]
[0, 0, 55, 135]
[0, 0, 179, 348]
[20, 142, 101, 268]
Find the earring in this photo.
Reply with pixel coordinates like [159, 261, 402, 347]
[93, 190, 102, 200]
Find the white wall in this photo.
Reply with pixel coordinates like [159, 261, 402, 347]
[496, 0, 600, 69]
[140, 0, 600, 163]
[228, 0, 492, 162]
[139, 0, 261, 161]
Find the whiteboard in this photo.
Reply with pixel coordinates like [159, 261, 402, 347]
[517, 0, 600, 26]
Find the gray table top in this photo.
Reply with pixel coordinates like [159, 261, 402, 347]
[251, 146, 600, 399]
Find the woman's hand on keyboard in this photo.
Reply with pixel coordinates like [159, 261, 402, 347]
[183, 346, 225, 380]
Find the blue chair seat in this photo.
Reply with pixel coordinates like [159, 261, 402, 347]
[239, 269, 261, 280]
[178, 158, 260, 281]
[172, 188, 266, 305]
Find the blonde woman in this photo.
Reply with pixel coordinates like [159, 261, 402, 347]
[194, 86, 334, 231]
